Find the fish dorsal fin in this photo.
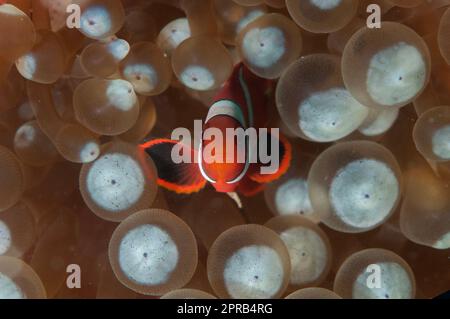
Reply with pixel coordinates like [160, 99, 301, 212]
[238, 65, 254, 128]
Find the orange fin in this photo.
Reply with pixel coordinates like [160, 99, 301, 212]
[248, 131, 292, 184]
[140, 139, 206, 194]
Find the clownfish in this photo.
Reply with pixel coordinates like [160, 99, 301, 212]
[140, 63, 291, 197]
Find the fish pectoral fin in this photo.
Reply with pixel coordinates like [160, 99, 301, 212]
[141, 138, 206, 194]
[226, 192, 243, 209]
[248, 130, 292, 184]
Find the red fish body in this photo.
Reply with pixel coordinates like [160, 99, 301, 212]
[141, 63, 291, 196]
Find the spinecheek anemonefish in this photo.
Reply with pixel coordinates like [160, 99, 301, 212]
[140, 63, 291, 197]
